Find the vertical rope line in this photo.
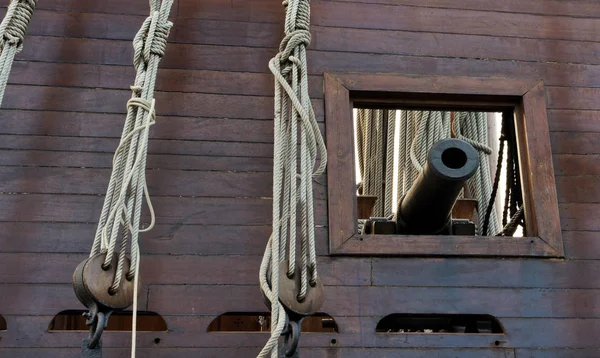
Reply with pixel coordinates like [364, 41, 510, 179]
[259, 0, 326, 355]
[384, 110, 396, 216]
[0, 0, 37, 107]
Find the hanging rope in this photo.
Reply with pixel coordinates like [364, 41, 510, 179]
[259, 0, 327, 356]
[0, 0, 36, 106]
[398, 110, 451, 199]
[356, 109, 391, 217]
[88, 1, 174, 357]
[453, 112, 500, 235]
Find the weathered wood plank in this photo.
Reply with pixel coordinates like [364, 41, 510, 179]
[0, 149, 591, 181]
[0, 135, 274, 158]
[516, 349, 600, 358]
[0, 285, 148, 316]
[0, 223, 329, 256]
[325, 0, 600, 18]
[0, 167, 328, 199]
[0, 150, 273, 172]
[1, 85, 323, 121]
[372, 258, 600, 288]
[35, 0, 157, 15]
[555, 176, 600, 203]
[179, 0, 600, 43]
[563, 231, 600, 260]
[547, 110, 600, 132]
[15, 37, 600, 89]
[148, 285, 600, 318]
[0, 194, 327, 226]
[25, 11, 600, 65]
[3, 314, 600, 348]
[0, 348, 517, 358]
[0, 255, 370, 287]
[559, 203, 600, 231]
[550, 132, 600, 155]
[554, 155, 600, 176]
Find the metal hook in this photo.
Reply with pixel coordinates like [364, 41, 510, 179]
[282, 319, 301, 357]
[87, 311, 111, 349]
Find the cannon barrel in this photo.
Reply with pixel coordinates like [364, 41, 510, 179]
[395, 138, 479, 235]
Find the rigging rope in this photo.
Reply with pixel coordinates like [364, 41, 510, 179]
[0, 0, 36, 106]
[357, 109, 502, 235]
[88, 1, 174, 356]
[259, 0, 327, 356]
[453, 112, 500, 235]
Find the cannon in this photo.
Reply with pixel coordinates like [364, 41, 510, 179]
[395, 138, 479, 235]
[363, 138, 479, 236]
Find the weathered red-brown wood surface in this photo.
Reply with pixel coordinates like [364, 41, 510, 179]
[1, 0, 600, 357]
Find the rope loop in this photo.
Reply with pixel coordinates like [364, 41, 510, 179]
[0, 0, 36, 52]
[278, 29, 311, 63]
[132, 7, 173, 70]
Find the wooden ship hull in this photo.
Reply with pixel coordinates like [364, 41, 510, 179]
[0, 0, 599, 357]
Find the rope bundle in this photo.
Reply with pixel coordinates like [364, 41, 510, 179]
[0, 0, 36, 106]
[357, 109, 502, 235]
[259, 0, 327, 356]
[89, 1, 173, 356]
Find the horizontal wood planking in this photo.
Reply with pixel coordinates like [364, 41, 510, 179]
[0, 285, 148, 316]
[0, 193, 326, 226]
[0, 149, 595, 181]
[0, 135, 275, 158]
[0, 348, 517, 358]
[371, 257, 600, 288]
[559, 203, 600, 231]
[0, 85, 323, 121]
[0, 222, 592, 260]
[23, 11, 600, 66]
[0, 108, 593, 145]
[516, 349, 600, 358]
[323, 0, 600, 18]
[0, 166, 595, 202]
[178, 0, 600, 43]
[147, 285, 600, 319]
[8, 63, 600, 107]
[13, 37, 600, 89]
[35, 0, 162, 15]
[0, 256, 370, 287]
[10, 252, 600, 289]
[0, 193, 598, 230]
[4, 314, 600, 349]
[35, 0, 600, 19]
[0, 223, 330, 256]
[563, 231, 600, 260]
[0, 167, 328, 199]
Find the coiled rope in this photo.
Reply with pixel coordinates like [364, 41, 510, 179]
[258, 0, 327, 356]
[88, 1, 173, 357]
[0, 0, 36, 106]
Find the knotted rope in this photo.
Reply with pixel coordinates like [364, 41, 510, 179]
[259, 0, 327, 356]
[88, 1, 173, 357]
[0, 0, 36, 106]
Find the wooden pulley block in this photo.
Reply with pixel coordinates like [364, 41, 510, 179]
[278, 260, 324, 316]
[260, 260, 324, 316]
[72, 253, 139, 312]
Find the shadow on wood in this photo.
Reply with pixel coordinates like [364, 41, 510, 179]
[207, 312, 338, 333]
[47, 310, 167, 332]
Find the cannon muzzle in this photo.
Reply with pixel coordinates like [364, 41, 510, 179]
[395, 138, 479, 235]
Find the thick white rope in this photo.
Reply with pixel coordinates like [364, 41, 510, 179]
[453, 112, 500, 234]
[0, 0, 36, 106]
[87, 1, 173, 357]
[398, 111, 451, 198]
[356, 109, 387, 216]
[259, 0, 326, 356]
